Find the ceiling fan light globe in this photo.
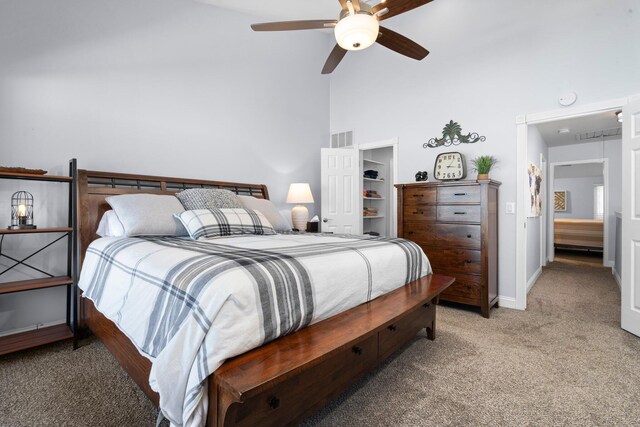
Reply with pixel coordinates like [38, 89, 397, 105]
[334, 14, 379, 51]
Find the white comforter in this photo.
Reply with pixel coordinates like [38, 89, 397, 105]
[77, 233, 431, 426]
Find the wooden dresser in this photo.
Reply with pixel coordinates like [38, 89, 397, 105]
[396, 180, 500, 318]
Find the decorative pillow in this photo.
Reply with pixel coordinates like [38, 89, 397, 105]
[176, 189, 242, 210]
[105, 194, 187, 236]
[96, 210, 126, 237]
[238, 195, 291, 233]
[175, 208, 277, 240]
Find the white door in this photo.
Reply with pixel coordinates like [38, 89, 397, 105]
[621, 98, 640, 337]
[321, 148, 360, 234]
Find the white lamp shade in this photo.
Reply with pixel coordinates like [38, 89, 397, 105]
[334, 13, 379, 51]
[286, 183, 314, 204]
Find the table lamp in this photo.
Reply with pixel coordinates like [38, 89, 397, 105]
[286, 183, 314, 231]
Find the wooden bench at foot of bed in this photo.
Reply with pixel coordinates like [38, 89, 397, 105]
[210, 274, 454, 427]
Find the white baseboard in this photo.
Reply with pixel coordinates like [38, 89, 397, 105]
[604, 260, 614, 268]
[527, 267, 542, 294]
[0, 319, 66, 338]
[614, 269, 621, 289]
[498, 296, 518, 310]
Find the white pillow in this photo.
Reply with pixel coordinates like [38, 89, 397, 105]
[96, 210, 126, 237]
[106, 194, 187, 237]
[238, 196, 292, 232]
[175, 208, 277, 240]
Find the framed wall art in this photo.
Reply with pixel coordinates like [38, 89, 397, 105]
[554, 191, 567, 212]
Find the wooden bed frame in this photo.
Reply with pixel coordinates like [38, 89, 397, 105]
[77, 169, 455, 427]
[554, 218, 604, 251]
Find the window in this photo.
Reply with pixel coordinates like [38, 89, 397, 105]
[594, 185, 604, 220]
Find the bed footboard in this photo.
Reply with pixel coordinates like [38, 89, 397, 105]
[210, 274, 454, 427]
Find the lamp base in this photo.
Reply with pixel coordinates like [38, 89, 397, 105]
[8, 224, 37, 230]
[291, 205, 309, 232]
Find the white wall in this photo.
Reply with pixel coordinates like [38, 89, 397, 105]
[0, 0, 330, 332]
[554, 175, 603, 219]
[526, 126, 548, 286]
[549, 139, 622, 264]
[329, 0, 640, 300]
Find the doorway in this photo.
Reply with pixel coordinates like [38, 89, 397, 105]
[515, 97, 629, 310]
[320, 138, 398, 236]
[550, 159, 608, 267]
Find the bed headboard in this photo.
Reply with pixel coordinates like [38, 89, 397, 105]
[78, 169, 269, 260]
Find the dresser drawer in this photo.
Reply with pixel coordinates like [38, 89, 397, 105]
[403, 205, 436, 222]
[228, 334, 377, 427]
[403, 223, 481, 249]
[440, 274, 482, 306]
[437, 205, 481, 223]
[424, 248, 482, 275]
[437, 185, 480, 203]
[403, 187, 436, 206]
[378, 302, 435, 360]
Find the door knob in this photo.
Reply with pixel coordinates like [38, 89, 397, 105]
[322, 218, 329, 223]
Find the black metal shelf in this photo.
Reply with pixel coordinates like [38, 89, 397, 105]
[0, 159, 78, 353]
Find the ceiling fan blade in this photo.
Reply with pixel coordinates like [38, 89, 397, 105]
[337, 0, 349, 11]
[372, 0, 433, 21]
[322, 44, 348, 74]
[351, 0, 362, 12]
[376, 26, 429, 60]
[251, 20, 337, 31]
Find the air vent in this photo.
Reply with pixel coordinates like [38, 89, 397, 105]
[575, 127, 622, 141]
[330, 130, 354, 148]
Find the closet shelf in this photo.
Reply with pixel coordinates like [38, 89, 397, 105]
[363, 197, 385, 200]
[363, 177, 384, 182]
[363, 159, 385, 166]
[363, 215, 384, 219]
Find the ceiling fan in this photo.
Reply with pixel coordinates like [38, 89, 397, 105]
[251, 0, 432, 74]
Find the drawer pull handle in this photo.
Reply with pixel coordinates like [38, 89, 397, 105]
[352, 346, 363, 355]
[467, 234, 472, 238]
[412, 194, 424, 198]
[454, 193, 467, 196]
[406, 231, 414, 235]
[454, 212, 467, 215]
[269, 397, 280, 409]
[387, 325, 397, 332]
[413, 211, 423, 215]
[423, 303, 431, 308]
[465, 259, 474, 264]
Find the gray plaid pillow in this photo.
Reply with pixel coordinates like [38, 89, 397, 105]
[175, 208, 277, 240]
[176, 189, 242, 210]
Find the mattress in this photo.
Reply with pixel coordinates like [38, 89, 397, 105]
[77, 233, 431, 427]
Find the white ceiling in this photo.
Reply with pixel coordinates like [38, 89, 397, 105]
[535, 110, 621, 148]
[195, 0, 380, 21]
[554, 162, 604, 179]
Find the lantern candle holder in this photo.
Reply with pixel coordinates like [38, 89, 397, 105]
[9, 191, 36, 230]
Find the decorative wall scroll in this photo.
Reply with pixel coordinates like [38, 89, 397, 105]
[423, 120, 486, 148]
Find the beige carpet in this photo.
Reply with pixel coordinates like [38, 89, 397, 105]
[1, 260, 639, 426]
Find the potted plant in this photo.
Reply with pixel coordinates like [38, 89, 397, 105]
[471, 155, 497, 180]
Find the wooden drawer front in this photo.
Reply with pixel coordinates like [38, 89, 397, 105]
[229, 334, 377, 427]
[424, 248, 482, 276]
[378, 303, 435, 360]
[403, 223, 481, 249]
[403, 205, 436, 222]
[437, 205, 481, 223]
[439, 274, 482, 306]
[403, 187, 436, 206]
[437, 185, 480, 203]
